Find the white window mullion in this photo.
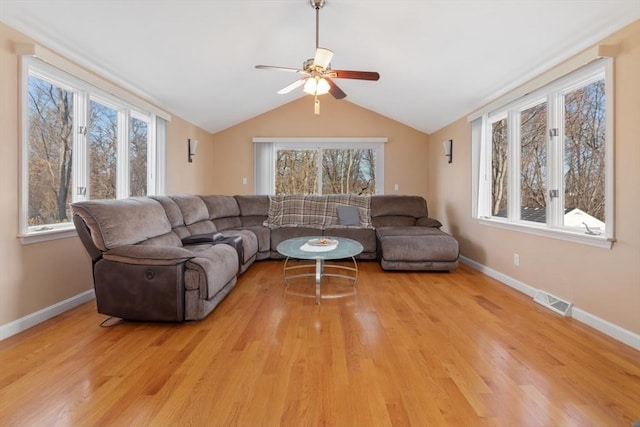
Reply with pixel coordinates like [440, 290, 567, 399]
[73, 91, 89, 202]
[603, 58, 614, 239]
[548, 92, 563, 229]
[156, 117, 167, 195]
[508, 111, 520, 221]
[146, 114, 157, 195]
[117, 109, 130, 198]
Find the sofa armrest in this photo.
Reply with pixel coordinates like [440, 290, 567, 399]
[103, 245, 194, 266]
[182, 232, 223, 245]
[416, 217, 443, 228]
[213, 236, 244, 273]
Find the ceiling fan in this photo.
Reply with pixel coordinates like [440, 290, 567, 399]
[255, 0, 380, 114]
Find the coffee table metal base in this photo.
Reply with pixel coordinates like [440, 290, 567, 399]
[282, 257, 358, 304]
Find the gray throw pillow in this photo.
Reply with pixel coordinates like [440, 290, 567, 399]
[337, 205, 360, 226]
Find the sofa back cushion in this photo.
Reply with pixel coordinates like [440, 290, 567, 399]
[169, 194, 210, 225]
[235, 195, 269, 226]
[370, 195, 428, 227]
[200, 195, 242, 230]
[150, 195, 191, 239]
[71, 198, 172, 251]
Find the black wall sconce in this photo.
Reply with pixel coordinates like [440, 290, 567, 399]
[443, 139, 453, 163]
[188, 138, 198, 163]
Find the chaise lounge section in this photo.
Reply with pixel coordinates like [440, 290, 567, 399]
[72, 194, 459, 322]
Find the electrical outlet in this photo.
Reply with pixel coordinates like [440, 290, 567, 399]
[513, 253, 520, 266]
[242, 177, 247, 185]
[394, 184, 399, 191]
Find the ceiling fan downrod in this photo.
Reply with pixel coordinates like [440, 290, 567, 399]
[311, 0, 325, 49]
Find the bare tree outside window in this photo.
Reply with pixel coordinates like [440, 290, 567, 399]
[89, 100, 117, 200]
[129, 117, 148, 197]
[275, 149, 318, 194]
[564, 79, 605, 222]
[27, 76, 73, 226]
[520, 102, 547, 222]
[491, 119, 508, 217]
[322, 149, 375, 195]
[275, 148, 376, 195]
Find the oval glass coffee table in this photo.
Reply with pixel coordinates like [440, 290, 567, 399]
[276, 236, 364, 305]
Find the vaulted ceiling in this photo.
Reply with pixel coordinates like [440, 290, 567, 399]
[2, 1, 639, 134]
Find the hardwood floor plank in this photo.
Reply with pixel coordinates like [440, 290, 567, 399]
[1, 261, 638, 426]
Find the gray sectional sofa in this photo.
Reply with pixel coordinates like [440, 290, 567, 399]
[71, 194, 459, 322]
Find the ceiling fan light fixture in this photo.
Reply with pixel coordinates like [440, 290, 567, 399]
[313, 47, 333, 69]
[303, 77, 330, 96]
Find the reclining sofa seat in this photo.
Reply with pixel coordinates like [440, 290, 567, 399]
[72, 197, 241, 322]
[370, 195, 459, 271]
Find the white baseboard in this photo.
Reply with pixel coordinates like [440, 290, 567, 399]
[0, 289, 95, 341]
[460, 256, 640, 351]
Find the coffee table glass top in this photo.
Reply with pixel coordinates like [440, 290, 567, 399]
[276, 236, 364, 260]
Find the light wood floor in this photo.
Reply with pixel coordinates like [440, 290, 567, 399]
[1, 261, 638, 426]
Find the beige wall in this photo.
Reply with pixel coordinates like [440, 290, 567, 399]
[166, 116, 217, 194]
[208, 95, 430, 197]
[427, 20, 640, 335]
[0, 23, 214, 327]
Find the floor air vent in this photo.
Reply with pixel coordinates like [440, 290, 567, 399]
[533, 290, 573, 317]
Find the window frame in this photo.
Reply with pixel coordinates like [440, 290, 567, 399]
[473, 58, 614, 249]
[19, 56, 165, 244]
[253, 137, 386, 195]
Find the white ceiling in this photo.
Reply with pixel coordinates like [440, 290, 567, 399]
[2, 0, 639, 134]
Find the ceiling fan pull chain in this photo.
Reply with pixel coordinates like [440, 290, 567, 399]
[314, 95, 320, 115]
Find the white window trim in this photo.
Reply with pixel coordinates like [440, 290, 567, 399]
[253, 137, 387, 195]
[18, 55, 168, 244]
[471, 58, 614, 249]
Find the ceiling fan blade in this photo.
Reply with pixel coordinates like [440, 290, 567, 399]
[313, 47, 334, 69]
[277, 78, 307, 95]
[326, 78, 346, 99]
[330, 70, 380, 81]
[255, 65, 308, 74]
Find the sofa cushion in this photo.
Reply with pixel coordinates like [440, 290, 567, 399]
[235, 195, 270, 216]
[186, 220, 217, 236]
[219, 229, 259, 264]
[184, 244, 239, 299]
[71, 198, 171, 251]
[371, 195, 428, 218]
[372, 216, 417, 228]
[376, 227, 459, 262]
[150, 195, 184, 227]
[238, 226, 270, 254]
[103, 245, 193, 266]
[416, 217, 443, 228]
[141, 231, 184, 247]
[336, 205, 360, 225]
[170, 194, 210, 225]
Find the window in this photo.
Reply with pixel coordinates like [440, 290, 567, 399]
[254, 138, 385, 195]
[20, 56, 166, 242]
[472, 59, 613, 248]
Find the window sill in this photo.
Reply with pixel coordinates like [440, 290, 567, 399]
[478, 218, 614, 249]
[18, 227, 78, 244]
